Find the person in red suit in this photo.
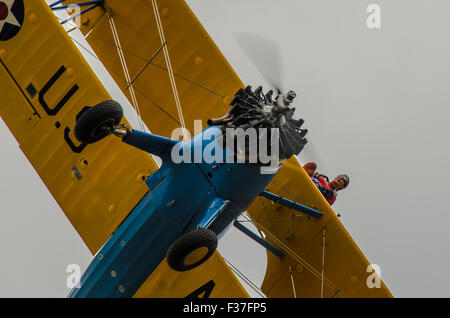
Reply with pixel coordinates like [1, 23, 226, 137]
[303, 162, 349, 206]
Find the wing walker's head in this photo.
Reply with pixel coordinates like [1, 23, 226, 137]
[331, 174, 349, 191]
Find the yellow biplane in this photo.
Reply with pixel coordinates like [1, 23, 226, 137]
[0, 0, 392, 298]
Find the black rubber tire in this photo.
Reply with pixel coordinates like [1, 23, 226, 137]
[166, 228, 218, 272]
[74, 100, 123, 144]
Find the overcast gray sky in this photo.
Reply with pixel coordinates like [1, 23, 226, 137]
[1, 0, 450, 297]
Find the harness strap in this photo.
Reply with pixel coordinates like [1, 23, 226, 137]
[311, 176, 336, 199]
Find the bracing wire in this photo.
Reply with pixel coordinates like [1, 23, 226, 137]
[150, 0, 189, 141]
[222, 257, 266, 298]
[64, 32, 183, 127]
[107, 9, 147, 132]
[321, 227, 326, 298]
[240, 213, 349, 298]
[289, 266, 297, 298]
[53, 5, 225, 131]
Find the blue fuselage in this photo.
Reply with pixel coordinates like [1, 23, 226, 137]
[69, 126, 277, 297]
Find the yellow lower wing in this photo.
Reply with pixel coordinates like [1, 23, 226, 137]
[247, 157, 392, 298]
[134, 252, 249, 298]
[0, 0, 158, 254]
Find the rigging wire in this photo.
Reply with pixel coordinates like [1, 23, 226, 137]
[321, 227, 326, 298]
[63, 32, 182, 127]
[222, 257, 266, 298]
[53, 9, 225, 129]
[257, 196, 280, 238]
[150, 0, 188, 141]
[84, 10, 107, 38]
[221, 211, 268, 298]
[102, 39, 225, 98]
[125, 41, 167, 90]
[289, 266, 297, 298]
[240, 213, 349, 298]
[107, 9, 146, 132]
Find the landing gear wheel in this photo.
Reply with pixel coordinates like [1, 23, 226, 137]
[74, 100, 123, 144]
[166, 228, 218, 272]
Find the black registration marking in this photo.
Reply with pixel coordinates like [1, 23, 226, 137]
[26, 83, 37, 98]
[37, 65, 89, 154]
[65, 126, 86, 154]
[39, 65, 79, 116]
[185, 280, 215, 298]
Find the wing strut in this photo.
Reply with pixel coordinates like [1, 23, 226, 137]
[233, 220, 284, 259]
[259, 190, 323, 219]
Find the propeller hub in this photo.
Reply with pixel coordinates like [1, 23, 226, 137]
[284, 90, 296, 103]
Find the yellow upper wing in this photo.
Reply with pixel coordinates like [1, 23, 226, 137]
[65, 0, 243, 137]
[0, 0, 159, 254]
